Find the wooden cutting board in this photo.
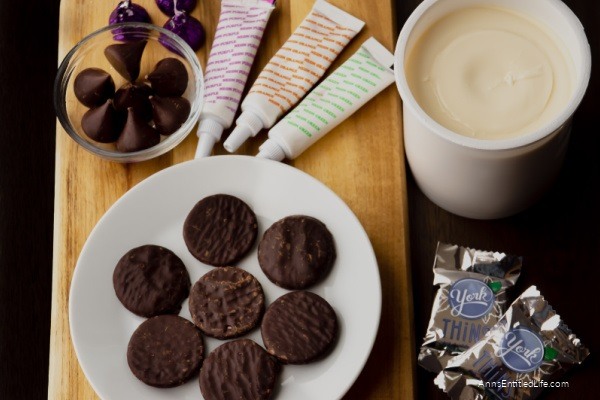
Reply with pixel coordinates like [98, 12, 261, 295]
[49, 0, 414, 398]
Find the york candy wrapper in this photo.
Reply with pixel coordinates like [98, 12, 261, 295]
[419, 242, 522, 373]
[434, 286, 589, 400]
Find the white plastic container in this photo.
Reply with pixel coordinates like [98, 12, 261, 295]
[395, 0, 591, 219]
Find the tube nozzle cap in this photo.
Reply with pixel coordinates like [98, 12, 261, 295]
[195, 135, 217, 158]
[257, 139, 286, 162]
[224, 126, 252, 153]
[195, 118, 225, 158]
[224, 111, 265, 152]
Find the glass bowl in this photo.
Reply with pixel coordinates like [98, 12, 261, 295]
[54, 22, 204, 163]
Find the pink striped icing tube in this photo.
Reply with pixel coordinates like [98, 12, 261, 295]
[195, 0, 276, 158]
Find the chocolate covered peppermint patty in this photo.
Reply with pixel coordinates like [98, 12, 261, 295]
[113, 245, 190, 317]
[127, 315, 204, 388]
[183, 194, 258, 266]
[261, 291, 338, 364]
[200, 339, 279, 400]
[258, 216, 336, 290]
[189, 267, 265, 339]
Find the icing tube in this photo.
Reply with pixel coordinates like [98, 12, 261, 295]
[223, 0, 365, 152]
[195, 0, 276, 158]
[257, 37, 395, 161]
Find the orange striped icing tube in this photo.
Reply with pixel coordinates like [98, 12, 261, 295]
[223, 0, 364, 152]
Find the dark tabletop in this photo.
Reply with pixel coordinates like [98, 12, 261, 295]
[398, 1, 600, 399]
[0, 0, 597, 399]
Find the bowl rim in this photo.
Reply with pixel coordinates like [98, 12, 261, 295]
[394, 0, 592, 151]
[54, 22, 204, 162]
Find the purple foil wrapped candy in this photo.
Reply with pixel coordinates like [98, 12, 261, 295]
[160, 11, 205, 53]
[109, 1, 152, 41]
[156, 0, 198, 16]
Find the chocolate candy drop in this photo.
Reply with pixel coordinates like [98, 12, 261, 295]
[74, 68, 115, 107]
[150, 96, 191, 135]
[117, 108, 160, 152]
[114, 83, 153, 121]
[146, 58, 188, 97]
[104, 40, 147, 82]
[81, 99, 124, 143]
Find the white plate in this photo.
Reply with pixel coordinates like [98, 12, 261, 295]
[70, 156, 381, 400]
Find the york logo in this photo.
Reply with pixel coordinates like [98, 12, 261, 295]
[448, 278, 494, 319]
[497, 328, 544, 373]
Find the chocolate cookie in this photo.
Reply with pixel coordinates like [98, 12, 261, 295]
[127, 315, 204, 388]
[189, 267, 264, 339]
[261, 291, 338, 364]
[258, 216, 335, 290]
[113, 245, 190, 317]
[183, 194, 258, 266]
[200, 339, 279, 400]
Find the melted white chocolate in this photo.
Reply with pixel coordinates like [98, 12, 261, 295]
[406, 6, 574, 139]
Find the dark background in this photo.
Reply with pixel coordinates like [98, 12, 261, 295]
[0, 0, 60, 398]
[397, 0, 600, 399]
[0, 0, 597, 399]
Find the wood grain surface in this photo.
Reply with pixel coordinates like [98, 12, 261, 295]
[48, 1, 413, 399]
